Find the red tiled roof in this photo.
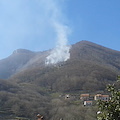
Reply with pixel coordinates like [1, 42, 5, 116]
[81, 94, 89, 97]
[102, 95, 109, 97]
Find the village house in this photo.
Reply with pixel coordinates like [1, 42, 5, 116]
[101, 95, 110, 101]
[84, 101, 93, 106]
[94, 94, 109, 101]
[80, 94, 90, 101]
[79, 93, 110, 106]
[94, 94, 102, 100]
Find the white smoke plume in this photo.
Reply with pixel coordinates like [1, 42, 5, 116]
[44, 0, 71, 65]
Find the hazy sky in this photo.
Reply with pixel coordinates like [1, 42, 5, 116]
[0, 0, 120, 59]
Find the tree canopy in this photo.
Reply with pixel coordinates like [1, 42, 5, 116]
[97, 75, 120, 120]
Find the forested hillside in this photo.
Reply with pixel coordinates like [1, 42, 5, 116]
[0, 40, 120, 119]
[10, 40, 120, 92]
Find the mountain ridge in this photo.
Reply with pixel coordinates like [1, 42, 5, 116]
[8, 40, 120, 93]
[0, 40, 120, 79]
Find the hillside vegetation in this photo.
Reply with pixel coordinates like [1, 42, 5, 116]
[0, 40, 120, 119]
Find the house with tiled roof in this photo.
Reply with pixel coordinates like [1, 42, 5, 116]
[80, 94, 90, 101]
[94, 94, 109, 101]
[84, 101, 93, 106]
[101, 95, 110, 101]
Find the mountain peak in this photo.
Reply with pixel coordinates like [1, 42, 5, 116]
[72, 40, 99, 49]
[78, 40, 98, 45]
[13, 49, 34, 54]
[74, 40, 111, 51]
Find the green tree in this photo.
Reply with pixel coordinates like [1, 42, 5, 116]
[97, 75, 120, 120]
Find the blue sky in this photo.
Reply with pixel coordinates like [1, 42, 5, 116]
[0, 0, 120, 60]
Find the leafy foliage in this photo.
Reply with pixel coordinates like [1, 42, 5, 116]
[97, 76, 120, 120]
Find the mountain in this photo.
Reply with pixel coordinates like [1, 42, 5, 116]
[0, 40, 120, 119]
[0, 49, 52, 79]
[71, 40, 120, 71]
[1, 40, 120, 79]
[0, 49, 36, 78]
[9, 40, 120, 92]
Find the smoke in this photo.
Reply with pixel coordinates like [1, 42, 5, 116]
[0, 0, 71, 60]
[46, 23, 71, 64]
[45, 0, 71, 65]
